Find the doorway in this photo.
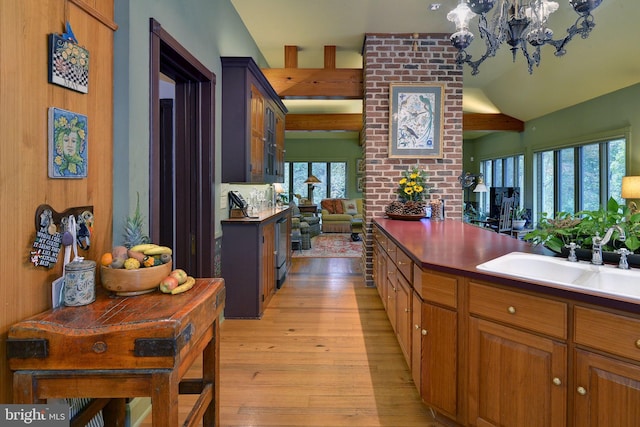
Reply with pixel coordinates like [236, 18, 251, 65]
[149, 18, 216, 278]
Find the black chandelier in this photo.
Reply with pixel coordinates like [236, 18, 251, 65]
[446, 0, 604, 75]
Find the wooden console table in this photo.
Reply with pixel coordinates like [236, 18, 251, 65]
[7, 278, 225, 427]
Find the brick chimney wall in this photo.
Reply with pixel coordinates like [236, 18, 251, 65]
[361, 33, 463, 285]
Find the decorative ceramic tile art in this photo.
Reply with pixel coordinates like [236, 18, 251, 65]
[48, 28, 89, 93]
[48, 107, 88, 179]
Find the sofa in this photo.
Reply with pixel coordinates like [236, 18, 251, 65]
[320, 198, 363, 233]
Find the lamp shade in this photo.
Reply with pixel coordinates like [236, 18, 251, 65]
[273, 183, 285, 194]
[622, 176, 640, 199]
[304, 175, 321, 184]
[473, 183, 488, 193]
[473, 174, 488, 193]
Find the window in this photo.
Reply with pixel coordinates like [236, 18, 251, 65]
[533, 137, 626, 219]
[284, 162, 347, 202]
[479, 155, 525, 216]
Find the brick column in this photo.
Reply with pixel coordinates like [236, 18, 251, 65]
[361, 33, 463, 285]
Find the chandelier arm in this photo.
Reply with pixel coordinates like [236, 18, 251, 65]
[543, 13, 596, 56]
[517, 43, 538, 74]
[456, 15, 501, 75]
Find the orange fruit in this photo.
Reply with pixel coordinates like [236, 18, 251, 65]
[100, 252, 113, 266]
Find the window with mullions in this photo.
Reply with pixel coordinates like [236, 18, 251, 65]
[479, 155, 524, 215]
[284, 162, 347, 202]
[533, 138, 626, 220]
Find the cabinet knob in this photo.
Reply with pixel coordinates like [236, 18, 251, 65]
[507, 306, 516, 314]
[405, 308, 410, 313]
[636, 339, 640, 349]
[552, 377, 562, 386]
[421, 329, 428, 336]
[577, 386, 587, 395]
[414, 324, 420, 330]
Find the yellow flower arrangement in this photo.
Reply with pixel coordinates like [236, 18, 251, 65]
[396, 166, 429, 202]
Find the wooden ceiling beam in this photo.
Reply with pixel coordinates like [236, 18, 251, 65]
[284, 112, 522, 133]
[262, 68, 363, 98]
[324, 46, 336, 69]
[463, 113, 524, 132]
[268, 46, 524, 133]
[285, 113, 362, 131]
[284, 45, 298, 68]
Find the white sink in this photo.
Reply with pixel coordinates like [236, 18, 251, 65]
[476, 252, 640, 300]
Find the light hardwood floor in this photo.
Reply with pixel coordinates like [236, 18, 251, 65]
[140, 257, 444, 426]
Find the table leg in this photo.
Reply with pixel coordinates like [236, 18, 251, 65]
[202, 320, 219, 426]
[151, 371, 179, 427]
[13, 372, 41, 403]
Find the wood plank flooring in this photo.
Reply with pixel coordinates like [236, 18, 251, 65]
[139, 257, 444, 426]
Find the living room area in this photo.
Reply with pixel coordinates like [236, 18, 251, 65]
[283, 133, 365, 255]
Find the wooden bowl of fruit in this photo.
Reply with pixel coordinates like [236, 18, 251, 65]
[101, 260, 172, 296]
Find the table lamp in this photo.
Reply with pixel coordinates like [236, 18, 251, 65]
[622, 176, 640, 214]
[273, 183, 285, 206]
[303, 175, 321, 204]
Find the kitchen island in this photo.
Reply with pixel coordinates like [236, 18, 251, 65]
[372, 218, 640, 427]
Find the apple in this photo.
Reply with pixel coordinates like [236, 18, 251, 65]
[159, 275, 179, 293]
[170, 269, 188, 285]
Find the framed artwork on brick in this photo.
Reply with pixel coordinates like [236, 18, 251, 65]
[388, 83, 444, 159]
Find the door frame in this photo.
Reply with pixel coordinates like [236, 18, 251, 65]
[149, 18, 216, 278]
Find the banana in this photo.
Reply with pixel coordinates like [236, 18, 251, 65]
[171, 276, 195, 295]
[130, 243, 159, 252]
[144, 246, 173, 256]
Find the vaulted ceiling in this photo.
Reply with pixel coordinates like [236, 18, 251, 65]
[231, 0, 640, 139]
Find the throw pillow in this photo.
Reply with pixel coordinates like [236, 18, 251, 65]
[334, 199, 344, 214]
[342, 199, 358, 215]
[321, 199, 335, 214]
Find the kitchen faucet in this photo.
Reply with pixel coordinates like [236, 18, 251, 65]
[591, 225, 626, 265]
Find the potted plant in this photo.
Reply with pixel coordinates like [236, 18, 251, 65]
[385, 166, 431, 219]
[511, 206, 528, 230]
[524, 197, 640, 264]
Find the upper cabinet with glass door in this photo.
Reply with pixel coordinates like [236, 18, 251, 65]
[221, 57, 287, 183]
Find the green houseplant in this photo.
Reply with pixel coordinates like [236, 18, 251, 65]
[511, 206, 528, 230]
[524, 197, 640, 256]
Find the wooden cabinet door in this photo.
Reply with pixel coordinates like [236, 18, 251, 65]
[261, 222, 276, 311]
[574, 349, 640, 427]
[373, 241, 385, 300]
[411, 291, 422, 392]
[396, 273, 412, 366]
[264, 105, 276, 178]
[468, 317, 567, 427]
[250, 84, 264, 182]
[275, 110, 285, 181]
[385, 254, 397, 332]
[421, 300, 457, 418]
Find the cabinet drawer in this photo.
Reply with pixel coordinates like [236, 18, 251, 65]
[373, 226, 386, 246]
[469, 282, 567, 339]
[385, 239, 397, 264]
[414, 267, 457, 308]
[575, 306, 640, 363]
[395, 249, 413, 282]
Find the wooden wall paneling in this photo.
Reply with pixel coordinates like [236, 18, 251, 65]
[0, 0, 115, 403]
